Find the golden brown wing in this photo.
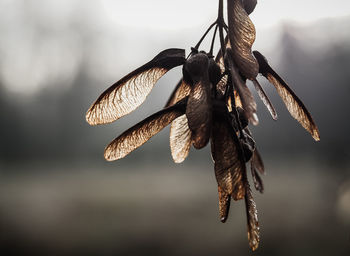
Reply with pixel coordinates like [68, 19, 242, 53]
[165, 79, 191, 108]
[215, 36, 229, 71]
[218, 186, 231, 223]
[184, 53, 212, 149]
[251, 164, 264, 193]
[253, 50, 320, 141]
[253, 79, 278, 120]
[166, 79, 192, 163]
[216, 74, 228, 98]
[170, 114, 192, 163]
[214, 36, 229, 97]
[211, 111, 245, 200]
[252, 148, 265, 175]
[86, 48, 186, 125]
[227, 0, 259, 80]
[186, 80, 212, 149]
[104, 98, 187, 161]
[245, 182, 260, 251]
[226, 48, 258, 125]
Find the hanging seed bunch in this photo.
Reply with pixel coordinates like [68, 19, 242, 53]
[86, 0, 320, 251]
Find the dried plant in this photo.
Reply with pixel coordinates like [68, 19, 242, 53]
[86, 0, 320, 251]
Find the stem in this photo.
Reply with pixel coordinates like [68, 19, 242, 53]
[218, 0, 226, 58]
[209, 25, 218, 56]
[218, 0, 223, 21]
[194, 21, 217, 50]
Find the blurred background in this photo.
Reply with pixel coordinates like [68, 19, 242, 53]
[0, 0, 349, 255]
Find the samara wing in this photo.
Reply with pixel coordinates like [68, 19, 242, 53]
[104, 98, 187, 161]
[184, 53, 212, 149]
[253, 50, 320, 141]
[170, 114, 192, 163]
[252, 148, 265, 175]
[218, 186, 231, 223]
[243, 129, 264, 192]
[250, 147, 264, 193]
[252, 79, 278, 120]
[165, 79, 192, 163]
[214, 36, 230, 97]
[211, 104, 245, 200]
[165, 79, 191, 108]
[86, 48, 186, 125]
[226, 48, 258, 125]
[244, 182, 260, 251]
[251, 162, 264, 193]
[165, 75, 192, 163]
[240, 128, 256, 162]
[227, 0, 259, 80]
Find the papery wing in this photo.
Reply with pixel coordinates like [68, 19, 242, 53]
[170, 115, 192, 163]
[215, 36, 229, 97]
[226, 48, 258, 125]
[253, 51, 320, 141]
[166, 79, 191, 163]
[165, 79, 191, 108]
[245, 182, 260, 251]
[216, 75, 228, 98]
[86, 48, 186, 125]
[241, 128, 256, 162]
[252, 148, 265, 175]
[244, 128, 264, 178]
[216, 54, 225, 73]
[253, 79, 278, 120]
[186, 80, 212, 149]
[215, 35, 229, 73]
[227, 0, 259, 79]
[251, 161, 264, 193]
[267, 74, 320, 140]
[211, 114, 245, 200]
[232, 184, 246, 201]
[218, 186, 231, 223]
[184, 53, 212, 149]
[234, 90, 243, 108]
[104, 99, 187, 161]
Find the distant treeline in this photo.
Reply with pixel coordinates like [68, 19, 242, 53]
[0, 26, 349, 167]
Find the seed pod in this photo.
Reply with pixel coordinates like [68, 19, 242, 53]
[243, 0, 257, 15]
[208, 58, 222, 88]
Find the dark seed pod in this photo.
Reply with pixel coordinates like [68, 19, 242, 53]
[243, 0, 257, 15]
[184, 53, 209, 81]
[208, 58, 222, 87]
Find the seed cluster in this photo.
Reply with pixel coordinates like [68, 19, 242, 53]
[86, 0, 320, 251]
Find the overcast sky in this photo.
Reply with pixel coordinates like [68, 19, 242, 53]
[0, 0, 349, 94]
[103, 0, 350, 29]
